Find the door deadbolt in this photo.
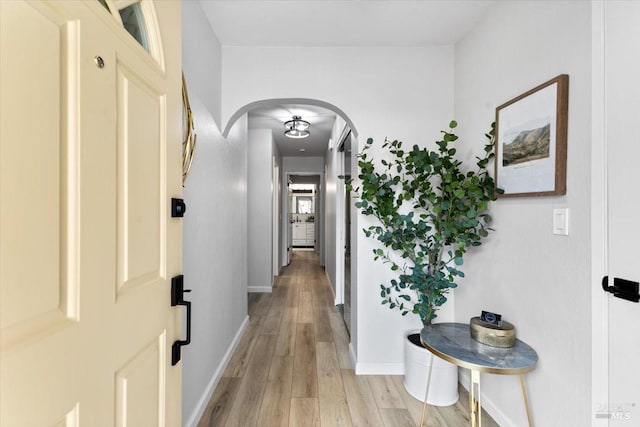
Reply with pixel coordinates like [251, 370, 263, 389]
[94, 56, 105, 68]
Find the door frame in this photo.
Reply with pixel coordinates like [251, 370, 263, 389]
[591, 2, 610, 425]
[591, 3, 608, 424]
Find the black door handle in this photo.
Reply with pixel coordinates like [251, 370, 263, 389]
[602, 276, 639, 303]
[171, 275, 192, 365]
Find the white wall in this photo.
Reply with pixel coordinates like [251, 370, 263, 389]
[222, 46, 454, 373]
[282, 156, 324, 174]
[181, 0, 221, 130]
[453, 2, 592, 426]
[181, 2, 248, 426]
[248, 129, 274, 291]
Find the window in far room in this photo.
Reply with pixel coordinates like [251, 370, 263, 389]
[297, 197, 313, 214]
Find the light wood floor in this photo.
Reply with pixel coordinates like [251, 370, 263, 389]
[197, 251, 498, 427]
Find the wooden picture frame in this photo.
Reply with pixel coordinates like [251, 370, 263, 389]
[495, 74, 569, 197]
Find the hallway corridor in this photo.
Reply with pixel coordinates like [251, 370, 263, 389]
[197, 251, 497, 427]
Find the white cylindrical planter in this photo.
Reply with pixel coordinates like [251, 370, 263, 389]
[404, 329, 458, 406]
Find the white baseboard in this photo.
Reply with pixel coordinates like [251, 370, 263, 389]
[247, 286, 272, 293]
[354, 362, 405, 375]
[184, 315, 250, 427]
[349, 342, 357, 370]
[328, 280, 336, 302]
[459, 369, 516, 427]
[324, 270, 338, 304]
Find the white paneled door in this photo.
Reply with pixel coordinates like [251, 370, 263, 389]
[0, 0, 182, 425]
[602, 1, 640, 425]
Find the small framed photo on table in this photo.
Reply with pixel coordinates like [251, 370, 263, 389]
[495, 74, 569, 197]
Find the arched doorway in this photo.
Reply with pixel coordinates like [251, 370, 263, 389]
[226, 98, 358, 336]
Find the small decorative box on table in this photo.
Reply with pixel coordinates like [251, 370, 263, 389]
[470, 316, 516, 348]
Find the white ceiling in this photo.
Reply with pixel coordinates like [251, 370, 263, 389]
[204, 1, 495, 157]
[200, 0, 495, 47]
[249, 104, 336, 157]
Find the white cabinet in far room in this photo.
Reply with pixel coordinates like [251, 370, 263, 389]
[292, 222, 315, 247]
[292, 223, 305, 241]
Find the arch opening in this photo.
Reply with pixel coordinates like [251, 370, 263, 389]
[223, 98, 359, 139]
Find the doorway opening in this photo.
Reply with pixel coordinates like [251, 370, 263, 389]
[288, 175, 321, 261]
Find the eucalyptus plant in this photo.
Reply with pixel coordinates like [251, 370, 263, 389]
[347, 121, 502, 326]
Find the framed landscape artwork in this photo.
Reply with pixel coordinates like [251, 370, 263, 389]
[495, 74, 569, 197]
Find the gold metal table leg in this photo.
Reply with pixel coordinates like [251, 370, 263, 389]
[419, 353, 435, 427]
[470, 370, 481, 427]
[519, 375, 534, 426]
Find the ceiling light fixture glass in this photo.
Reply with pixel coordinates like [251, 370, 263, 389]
[284, 115, 310, 138]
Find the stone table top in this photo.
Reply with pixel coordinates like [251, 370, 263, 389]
[420, 322, 538, 374]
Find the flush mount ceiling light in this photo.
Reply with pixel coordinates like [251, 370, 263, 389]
[284, 115, 310, 138]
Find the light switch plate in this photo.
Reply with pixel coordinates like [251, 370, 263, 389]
[553, 208, 569, 235]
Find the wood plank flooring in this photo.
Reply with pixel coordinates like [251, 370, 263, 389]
[198, 251, 499, 427]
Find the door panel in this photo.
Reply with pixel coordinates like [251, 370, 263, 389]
[115, 333, 166, 427]
[116, 62, 165, 295]
[0, 0, 78, 349]
[0, 1, 182, 425]
[605, 1, 640, 423]
[55, 405, 80, 427]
